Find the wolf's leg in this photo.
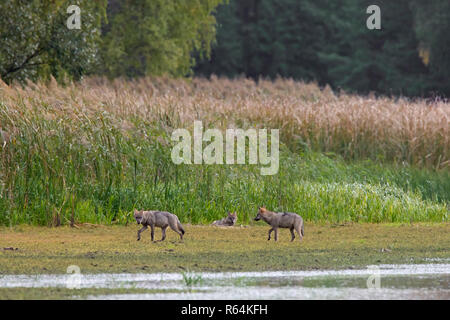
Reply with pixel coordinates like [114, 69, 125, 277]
[296, 224, 303, 241]
[161, 226, 167, 241]
[171, 226, 183, 240]
[290, 227, 295, 242]
[268, 228, 274, 241]
[137, 225, 147, 241]
[150, 225, 155, 242]
[274, 228, 278, 241]
[177, 221, 185, 237]
[169, 221, 184, 240]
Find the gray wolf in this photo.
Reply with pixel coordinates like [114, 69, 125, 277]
[211, 211, 237, 226]
[134, 209, 185, 241]
[254, 207, 304, 242]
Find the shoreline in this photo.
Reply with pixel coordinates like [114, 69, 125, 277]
[1, 223, 449, 275]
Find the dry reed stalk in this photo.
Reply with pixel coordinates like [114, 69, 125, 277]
[0, 76, 448, 168]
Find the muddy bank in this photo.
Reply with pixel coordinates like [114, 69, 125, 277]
[0, 224, 449, 274]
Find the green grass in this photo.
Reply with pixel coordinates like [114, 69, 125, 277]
[181, 270, 204, 287]
[0, 116, 448, 226]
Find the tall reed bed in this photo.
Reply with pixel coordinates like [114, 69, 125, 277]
[0, 77, 448, 225]
[2, 76, 449, 168]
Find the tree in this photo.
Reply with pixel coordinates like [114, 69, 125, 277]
[196, 0, 449, 97]
[100, 0, 224, 78]
[411, 0, 450, 96]
[0, 0, 107, 84]
[319, 0, 430, 96]
[196, 0, 328, 82]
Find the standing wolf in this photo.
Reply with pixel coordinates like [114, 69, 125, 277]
[134, 209, 185, 241]
[211, 212, 237, 226]
[254, 207, 304, 242]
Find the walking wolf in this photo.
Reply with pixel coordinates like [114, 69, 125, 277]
[134, 209, 185, 241]
[254, 207, 304, 242]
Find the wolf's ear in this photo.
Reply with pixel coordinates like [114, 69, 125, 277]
[134, 209, 138, 215]
[233, 211, 237, 216]
[260, 207, 266, 212]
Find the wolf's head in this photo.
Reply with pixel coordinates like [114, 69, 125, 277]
[254, 207, 267, 221]
[134, 209, 143, 225]
[227, 211, 237, 224]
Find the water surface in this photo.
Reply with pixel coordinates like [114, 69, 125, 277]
[0, 264, 448, 299]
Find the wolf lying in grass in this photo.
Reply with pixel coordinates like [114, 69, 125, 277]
[254, 207, 304, 242]
[134, 209, 185, 241]
[211, 211, 237, 226]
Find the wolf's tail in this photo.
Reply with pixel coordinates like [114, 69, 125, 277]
[178, 219, 185, 235]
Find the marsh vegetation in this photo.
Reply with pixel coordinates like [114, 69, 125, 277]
[0, 78, 448, 226]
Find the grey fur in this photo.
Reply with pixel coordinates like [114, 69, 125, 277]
[254, 207, 304, 242]
[212, 212, 237, 226]
[134, 209, 185, 241]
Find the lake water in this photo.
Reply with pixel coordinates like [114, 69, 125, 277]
[0, 263, 448, 299]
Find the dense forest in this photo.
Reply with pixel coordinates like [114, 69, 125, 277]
[0, 0, 449, 97]
[196, 0, 450, 97]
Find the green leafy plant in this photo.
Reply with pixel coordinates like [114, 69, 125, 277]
[181, 271, 203, 287]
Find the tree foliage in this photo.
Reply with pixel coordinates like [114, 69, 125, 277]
[196, 0, 450, 97]
[0, 0, 223, 82]
[411, 0, 450, 95]
[100, 0, 224, 78]
[0, 0, 107, 83]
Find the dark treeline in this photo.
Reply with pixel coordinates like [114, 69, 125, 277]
[195, 0, 450, 97]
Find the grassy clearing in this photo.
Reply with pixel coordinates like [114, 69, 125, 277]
[0, 77, 448, 225]
[0, 224, 449, 274]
